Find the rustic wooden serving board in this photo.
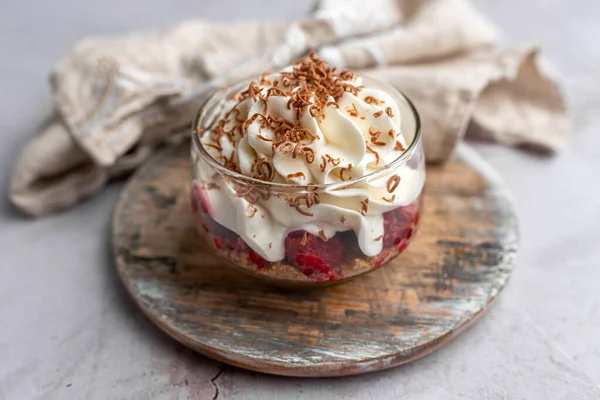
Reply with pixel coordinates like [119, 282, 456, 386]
[112, 143, 518, 377]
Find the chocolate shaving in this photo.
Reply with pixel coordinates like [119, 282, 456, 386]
[386, 175, 401, 193]
[346, 103, 359, 117]
[319, 155, 327, 172]
[273, 127, 319, 155]
[385, 107, 394, 118]
[260, 72, 273, 85]
[374, 235, 383, 241]
[287, 172, 306, 180]
[234, 185, 253, 198]
[261, 98, 269, 114]
[292, 142, 304, 159]
[366, 146, 380, 164]
[204, 142, 222, 152]
[325, 154, 341, 166]
[234, 109, 246, 122]
[244, 191, 260, 205]
[239, 81, 261, 102]
[309, 104, 322, 119]
[233, 184, 260, 204]
[301, 147, 315, 163]
[339, 163, 353, 181]
[223, 152, 238, 172]
[318, 230, 328, 241]
[248, 205, 258, 218]
[371, 137, 386, 146]
[287, 196, 315, 217]
[206, 182, 220, 190]
[281, 77, 292, 87]
[340, 216, 347, 224]
[304, 191, 320, 208]
[373, 110, 384, 118]
[364, 96, 384, 105]
[266, 87, 286, 97]
[195, 127, 205, 134]
[339, 69, 356, 81]
[388, 129, 396, 139]
[382, 195, 396, 203]
[242, 113, 269, 130]
[360, 198, 369, 216]
[394, 140, 406, 151]
[257, 134, 272, 142]
[256, 158, 275, 181]
[301, 231, 308, 245]
[369, 128, 386, 146]
[246, 190, 261, 204]
[279, 142, 295, 154]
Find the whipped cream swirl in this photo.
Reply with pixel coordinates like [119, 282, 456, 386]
[196, 56, 424, 261]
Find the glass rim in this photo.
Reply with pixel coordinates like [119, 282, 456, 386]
[191, 76, 422, 191]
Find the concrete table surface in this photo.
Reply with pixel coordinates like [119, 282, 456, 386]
[1, 1, 599, 399]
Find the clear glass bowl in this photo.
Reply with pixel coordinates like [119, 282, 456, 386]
[191, 77, 424, 287]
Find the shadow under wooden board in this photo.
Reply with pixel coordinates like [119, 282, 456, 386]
[112, 143, 518, 377]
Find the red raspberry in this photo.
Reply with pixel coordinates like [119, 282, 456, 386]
[228, 236, 248, 251]
[339, 230, 362, 257]
[202, 214, 231, 237]
[398, 239, 408, 252]
[327, 270, 342, 281]
[192, 185, 212, 215]
[373, 249, 390, 268]
[383, 204, 417, 248]
[201, 214, 247, 251]
[248, 250, 267, 269]
[284, 231, 345, 278]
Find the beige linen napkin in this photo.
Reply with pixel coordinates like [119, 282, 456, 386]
[10, 0, 568, 217]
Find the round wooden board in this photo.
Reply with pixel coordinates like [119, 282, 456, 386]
[112, 143, 518, 377]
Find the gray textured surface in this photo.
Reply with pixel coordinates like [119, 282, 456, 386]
[1, 1, 599, 399]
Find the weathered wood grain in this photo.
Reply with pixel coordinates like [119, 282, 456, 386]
[112, 143, 518, 377]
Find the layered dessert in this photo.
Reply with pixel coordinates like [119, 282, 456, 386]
[191, 53, 424, 284]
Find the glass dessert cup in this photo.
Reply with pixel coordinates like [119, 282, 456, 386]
[191, 77, 424, 287]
